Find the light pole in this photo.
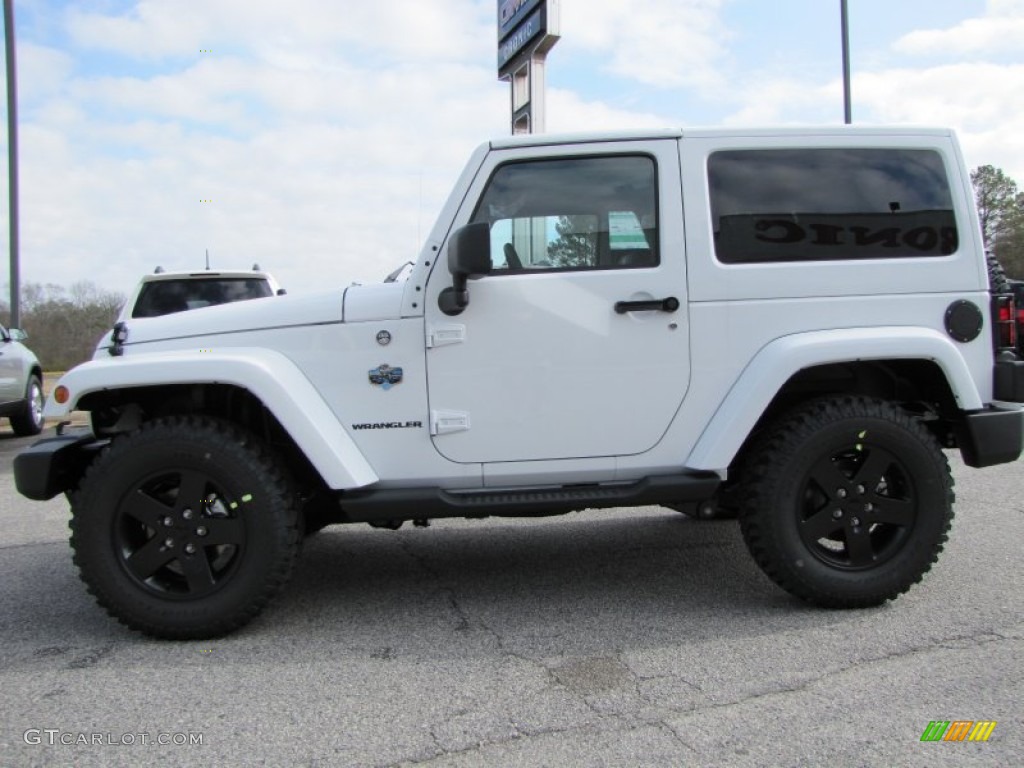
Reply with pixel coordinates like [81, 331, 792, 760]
[4, 0, 19, 327]
[841, 0, 852, 124]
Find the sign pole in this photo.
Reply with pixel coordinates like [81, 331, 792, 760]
[4, 0, 19, 327]
[497, 0, 560, 135]
[841, 0, 852, 124]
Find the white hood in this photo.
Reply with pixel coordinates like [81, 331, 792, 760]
[99, 289, 345, 351]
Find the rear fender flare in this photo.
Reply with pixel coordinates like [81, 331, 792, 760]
[686, 327, 983, 472]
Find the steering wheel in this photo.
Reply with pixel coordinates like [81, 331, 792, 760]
[503, 243, 523, 270]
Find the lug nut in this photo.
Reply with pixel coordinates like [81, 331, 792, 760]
[164, 537, 175, 548]
[832, 509, 843, 519]
[184, 543, 196, 554]
[864, 503, 874, 513]
[183, 509, 194, 520]
[836, 489, 848, 499]
[851, 517, 861, 526]
[162, 516, 174, 527]
[856, 484, 866, 495]
[195, 526, 208, 537]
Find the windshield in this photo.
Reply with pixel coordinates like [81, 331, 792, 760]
[132, 278, 273, 318]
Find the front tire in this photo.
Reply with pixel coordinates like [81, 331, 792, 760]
[10, 375, 44, 436]
[738, 396, 953, 608]
[70, 416, 301, 639]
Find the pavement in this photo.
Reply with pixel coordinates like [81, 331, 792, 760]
[0, 425, 1020, 767]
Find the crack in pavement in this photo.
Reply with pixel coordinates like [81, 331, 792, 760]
[667, 628, 1020, 717]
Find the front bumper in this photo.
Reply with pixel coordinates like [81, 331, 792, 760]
[14, 431, 107, 501]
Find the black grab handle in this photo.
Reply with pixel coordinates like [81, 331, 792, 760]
[614, 296, 680, 314]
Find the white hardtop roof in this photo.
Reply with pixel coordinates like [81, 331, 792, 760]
[488, 125, 954, 150]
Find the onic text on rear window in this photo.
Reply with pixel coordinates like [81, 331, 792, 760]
[707, 148, 958, 264]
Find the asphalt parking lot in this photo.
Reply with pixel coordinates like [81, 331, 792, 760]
[0, 425, 1021, 767]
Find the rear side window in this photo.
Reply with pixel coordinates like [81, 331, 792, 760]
[132, 278, 272, 318]
[708, 148, 958, 264]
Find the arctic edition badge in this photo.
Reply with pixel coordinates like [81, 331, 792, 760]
[369, 364, 403, 390]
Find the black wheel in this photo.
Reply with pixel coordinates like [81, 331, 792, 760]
[10, 374, 44, 436]
[738, 396, 953, 608]
[70, 416, 300, 639]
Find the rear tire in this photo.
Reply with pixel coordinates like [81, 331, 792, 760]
[70, 416, 301, 639]
[738, 396, 953, 608]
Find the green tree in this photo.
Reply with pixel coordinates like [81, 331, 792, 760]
[549, 215, 598, 268]
[971, 165, 1024, 277]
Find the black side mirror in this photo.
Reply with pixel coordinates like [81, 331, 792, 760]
[439, 222, 492, 316]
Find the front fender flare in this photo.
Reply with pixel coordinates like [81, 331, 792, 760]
[686, 327, 984, 472]
[46, 348, 378, 490]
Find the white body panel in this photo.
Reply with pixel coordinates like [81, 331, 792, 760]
[423, 138, 690, 463]
[68, 125, 1001, 492]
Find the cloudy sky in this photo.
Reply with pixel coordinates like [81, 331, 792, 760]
[1, 0, 1022, 297]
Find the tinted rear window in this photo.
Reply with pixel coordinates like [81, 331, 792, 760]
[132, 278, 272, 318]
[708, 148, 958, 263]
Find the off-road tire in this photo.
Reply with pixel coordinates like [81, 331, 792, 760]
[10, 374, 44, 436]
[70, 415, 301, 639]
[738, 396, 953, 608]
[987, 252, 1011, 294]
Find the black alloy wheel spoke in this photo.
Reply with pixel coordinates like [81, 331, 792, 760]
[809, 455, 851, 496]
[199, 517, 244, 547]
[125, 536, 176, 581]
[124, 490, 172, 529]
[802, 507, 844, 541]
[180, 550, 217, 592]
[871, 497, 915, 527]
[851, 448, 894, 490]
[844, 526, 877, 567]
[175, 470, 208, 514]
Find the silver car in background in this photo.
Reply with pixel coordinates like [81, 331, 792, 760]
[0, 324, 44, 435]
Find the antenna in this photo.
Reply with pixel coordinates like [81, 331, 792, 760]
[205, 249, 210, 270]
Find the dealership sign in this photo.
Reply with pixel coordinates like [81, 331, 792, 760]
[498, 0, 544, 41]
[497, 0, 557, 76]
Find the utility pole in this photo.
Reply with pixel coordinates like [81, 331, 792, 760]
[4, 0, 19, 327]
[841, 0, 852, 124]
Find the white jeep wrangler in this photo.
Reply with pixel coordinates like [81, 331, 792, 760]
[15, 126, 1024, 639]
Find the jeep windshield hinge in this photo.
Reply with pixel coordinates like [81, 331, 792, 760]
[431, 410, 471, 436]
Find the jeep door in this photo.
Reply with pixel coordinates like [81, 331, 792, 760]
[424, 138, 690, 464]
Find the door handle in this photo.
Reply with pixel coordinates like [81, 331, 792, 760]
[614, 296, 680, 314]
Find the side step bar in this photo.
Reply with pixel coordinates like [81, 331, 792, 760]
[338, 472, 721, 524]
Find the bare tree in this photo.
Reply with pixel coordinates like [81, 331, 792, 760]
[1, 281, 125, 370]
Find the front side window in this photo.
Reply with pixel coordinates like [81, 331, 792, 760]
[472, 155, 659, 271]
[708, 148, 958, 263]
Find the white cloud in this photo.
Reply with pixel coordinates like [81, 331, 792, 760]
[894, 0, 1024, 57]
[546, 88, 674, 133]
[3, 0, 1023, 303]
[854, 63, 1024, 180]
[560, 0, 729, 90]
[66, 0, 493, 63]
